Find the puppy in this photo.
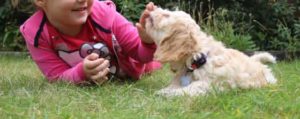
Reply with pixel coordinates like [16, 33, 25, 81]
[145, 8, 277, 97]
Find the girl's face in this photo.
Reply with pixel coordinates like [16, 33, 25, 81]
[36, 0, 94, 27]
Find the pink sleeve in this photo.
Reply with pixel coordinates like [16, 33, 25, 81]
[112, 12, 156, 63]
[26, 43, 86, 84]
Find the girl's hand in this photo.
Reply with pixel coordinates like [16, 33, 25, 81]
[83, 53, 110, 84]
[136, 2, 157, 44]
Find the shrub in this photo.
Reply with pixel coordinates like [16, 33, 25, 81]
[204, 9, 258, 51]
[0, 0, 33, 51]
[214, 0, 300, 52]
[114, 0, 148, 23]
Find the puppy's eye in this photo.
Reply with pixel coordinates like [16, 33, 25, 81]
[171, 67, 177, 73]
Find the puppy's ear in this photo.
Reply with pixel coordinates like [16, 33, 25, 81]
[154, 29, 198, 63]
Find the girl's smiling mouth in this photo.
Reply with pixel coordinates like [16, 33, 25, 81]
[72, 7, 87, 12]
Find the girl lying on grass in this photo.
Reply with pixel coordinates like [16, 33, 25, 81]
[20, 0, 161, 85]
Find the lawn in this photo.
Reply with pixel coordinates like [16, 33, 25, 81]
[0, 55, 300, 119]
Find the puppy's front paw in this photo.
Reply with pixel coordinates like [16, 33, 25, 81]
[155, 88, 170, 96]
[155, 88, 185, 97]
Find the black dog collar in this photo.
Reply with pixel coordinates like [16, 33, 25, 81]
[187, 53, 207, 72]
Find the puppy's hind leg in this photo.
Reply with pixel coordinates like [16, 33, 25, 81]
[263, 68, 277, 84]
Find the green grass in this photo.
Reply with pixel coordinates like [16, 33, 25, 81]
[0, 55, 300, 119]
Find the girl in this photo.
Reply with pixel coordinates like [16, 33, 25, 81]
[20, 0, 161, 84]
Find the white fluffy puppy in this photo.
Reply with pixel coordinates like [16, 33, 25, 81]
[145, 8, 277, 97]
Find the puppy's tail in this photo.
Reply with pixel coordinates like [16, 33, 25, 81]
[250, 52, 276, 64]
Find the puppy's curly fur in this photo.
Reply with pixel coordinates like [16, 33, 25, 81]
[145, 8, 277, 97]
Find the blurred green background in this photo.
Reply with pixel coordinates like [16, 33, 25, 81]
[0, 0, 299, 53]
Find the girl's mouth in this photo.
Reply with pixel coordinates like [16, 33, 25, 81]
[72, 7, 87, 12]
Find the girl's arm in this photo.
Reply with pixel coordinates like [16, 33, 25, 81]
[26, 43, 86, 84]
[111, 12, 156, 63]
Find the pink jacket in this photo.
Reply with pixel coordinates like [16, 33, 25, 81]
[20, 1, 160, 83]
